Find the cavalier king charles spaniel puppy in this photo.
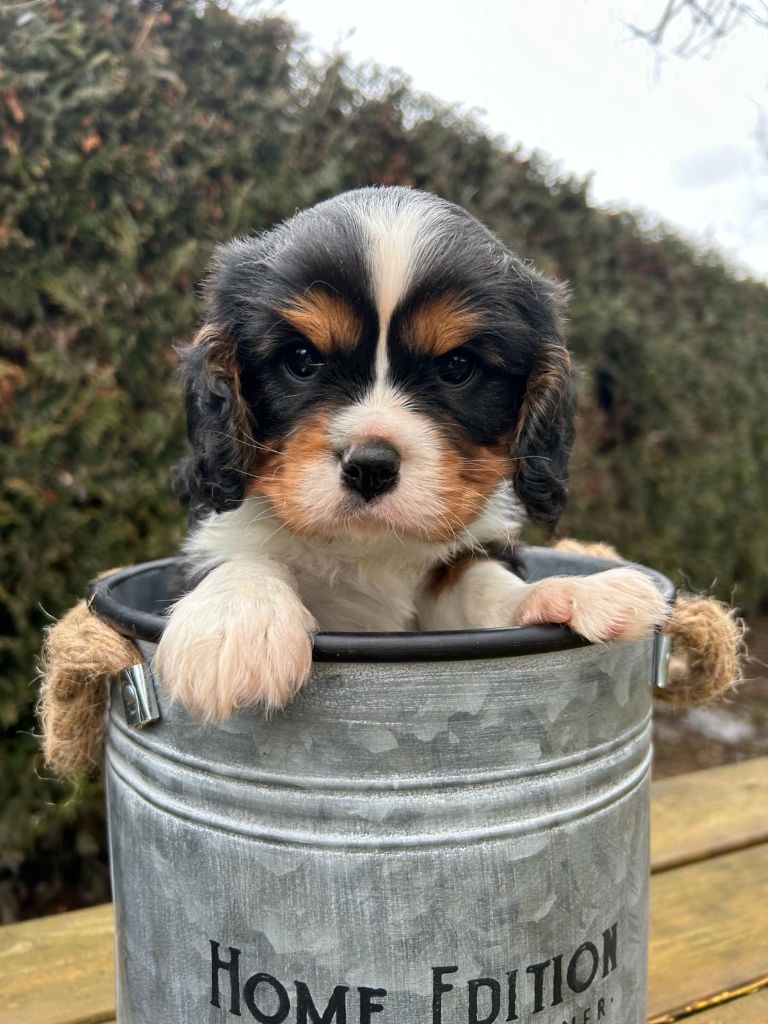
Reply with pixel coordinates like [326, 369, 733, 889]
[157, 187, 668, 721]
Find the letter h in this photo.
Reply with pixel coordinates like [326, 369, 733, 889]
[211, 940, 242, 1015]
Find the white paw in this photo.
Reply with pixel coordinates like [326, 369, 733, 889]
[514, 567, 669, 643]
[155, 562, 316, 722]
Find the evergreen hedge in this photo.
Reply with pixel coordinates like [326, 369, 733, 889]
[1, 0, 767, 920]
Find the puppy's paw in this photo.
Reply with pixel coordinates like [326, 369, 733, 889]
[156, 563, 316, 722]
[515, 567, 669, 643]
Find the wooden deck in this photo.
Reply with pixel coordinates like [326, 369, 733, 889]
[2, 756, 767, 1023]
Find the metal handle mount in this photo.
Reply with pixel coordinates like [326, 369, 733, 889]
[120, 662, 161, 728]
[651, 631, 673, 692]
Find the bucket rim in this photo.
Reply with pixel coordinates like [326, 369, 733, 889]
[88, 550, 675, 663]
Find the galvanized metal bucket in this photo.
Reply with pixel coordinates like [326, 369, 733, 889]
[90, 547, 673, 1024]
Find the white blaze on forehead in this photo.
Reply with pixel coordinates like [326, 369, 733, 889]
[350, 190, 446, 380]
[328, 380, 438, 462]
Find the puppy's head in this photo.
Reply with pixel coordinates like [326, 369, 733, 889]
[176, 187, 574, 543]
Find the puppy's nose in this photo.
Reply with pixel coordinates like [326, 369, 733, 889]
[341, 440, 401, 502]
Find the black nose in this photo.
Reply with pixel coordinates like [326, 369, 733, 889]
[341, 440, 401, 502]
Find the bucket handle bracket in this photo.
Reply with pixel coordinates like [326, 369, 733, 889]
[121, 662, 161, 728]
[651, 630, 673, 692]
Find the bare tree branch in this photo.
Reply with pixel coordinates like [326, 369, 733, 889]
[631, 1, 768, 57]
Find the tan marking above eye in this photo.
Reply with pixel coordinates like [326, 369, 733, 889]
[278, 289, 362, 354]
[403, 293, 485, 357]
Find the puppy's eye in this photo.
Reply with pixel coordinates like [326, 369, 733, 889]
[436, 350, 475, 387]
[283, 343, 324, 380]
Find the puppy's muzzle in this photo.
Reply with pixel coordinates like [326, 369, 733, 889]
[341, 440, 401, 502]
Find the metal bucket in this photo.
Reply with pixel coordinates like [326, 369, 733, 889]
[90, 547, 673, 1024]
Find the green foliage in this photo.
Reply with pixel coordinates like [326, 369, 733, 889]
[1, 0, 767, 920]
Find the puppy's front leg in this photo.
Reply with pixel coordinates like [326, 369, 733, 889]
[420, 558, 669, 642]
[156, 559, 316, 721]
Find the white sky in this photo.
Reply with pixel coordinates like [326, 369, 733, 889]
[270, 0, 768, 279]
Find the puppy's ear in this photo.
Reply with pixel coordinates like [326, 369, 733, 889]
[510, 280, 575, 529]
[173, 324, 253, 515]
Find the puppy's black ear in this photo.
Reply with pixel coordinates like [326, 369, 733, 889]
[511, 282, 575, 529]
[173, 324, 252, 515]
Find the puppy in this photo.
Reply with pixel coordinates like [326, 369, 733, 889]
[157, 187, 668, 721]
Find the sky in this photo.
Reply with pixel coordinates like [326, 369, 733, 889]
[269, 0, 768, 279]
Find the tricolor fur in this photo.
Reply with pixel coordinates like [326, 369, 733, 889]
[159, 187, 667, 720]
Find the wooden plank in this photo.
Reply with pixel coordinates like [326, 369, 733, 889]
[2, 761, 767, 1024]
[650, 984, 768, 1023]
[685, 987, 768, 1021]
[648, 844, 768, 1020]
[651, 756, 768, 873]
[4, 846, 767, 1024]
[0, 903, 114, 1024]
